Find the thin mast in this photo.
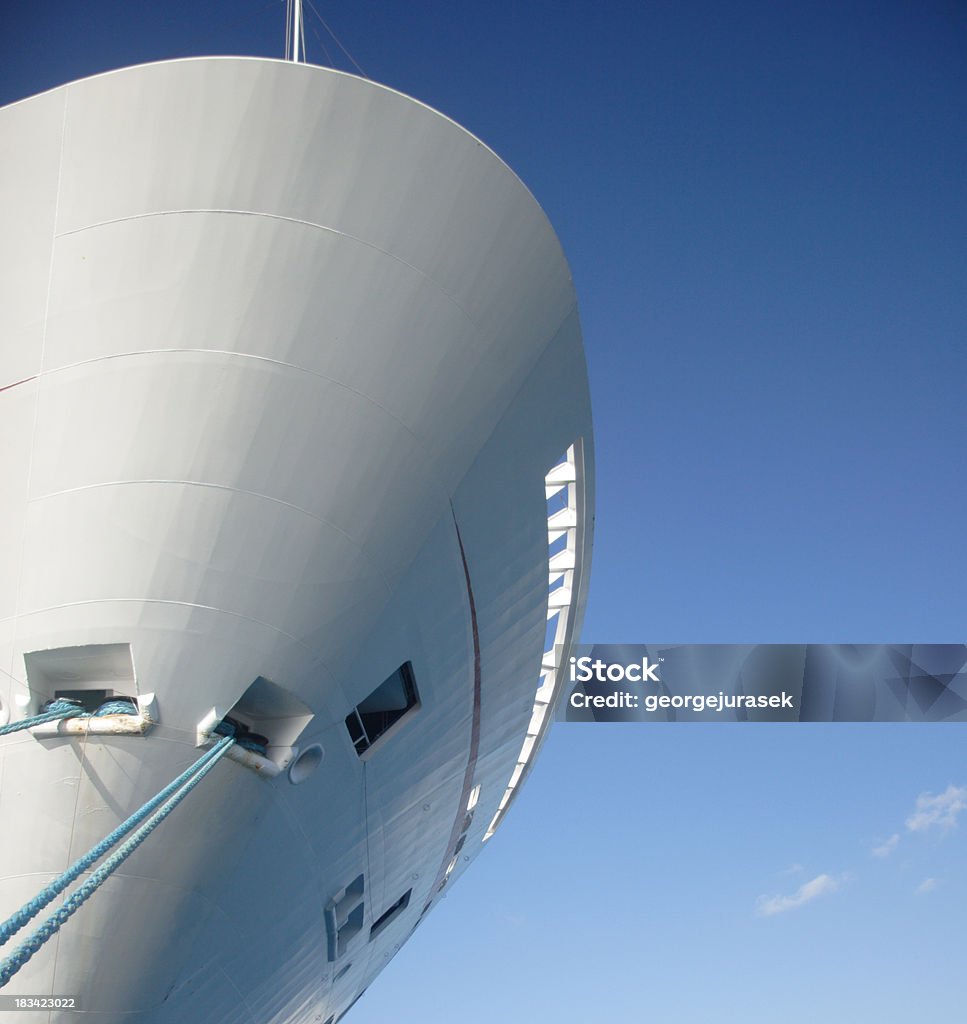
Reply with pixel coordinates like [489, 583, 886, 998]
[286, 0, 305, 63]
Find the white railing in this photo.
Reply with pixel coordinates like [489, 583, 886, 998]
[484, 444, 579, 839]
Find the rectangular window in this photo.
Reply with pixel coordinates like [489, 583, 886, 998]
[345, 663, 419, 755]
[369, 889, 411, 940]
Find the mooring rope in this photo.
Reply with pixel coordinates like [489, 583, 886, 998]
[0, 733, 235, 948]
[0, 733, 236, 987]
[0, 699, 85, 736]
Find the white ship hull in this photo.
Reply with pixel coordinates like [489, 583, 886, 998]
[0, 58, 593, 1022]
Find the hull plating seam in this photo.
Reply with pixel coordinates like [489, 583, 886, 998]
[427, 510, 483, 901]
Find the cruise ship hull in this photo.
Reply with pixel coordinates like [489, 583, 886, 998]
[0, 58, 593, 1022]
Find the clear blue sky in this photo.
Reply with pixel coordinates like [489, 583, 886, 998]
[2, 2, 965, 1021]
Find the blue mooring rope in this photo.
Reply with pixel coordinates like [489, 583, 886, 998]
[92, 699, 139, 717]
[0, 733, 236, 988]
[213, 717, 268, 756]
[0, 699, 85, 736]
[0, 733, 235, 948]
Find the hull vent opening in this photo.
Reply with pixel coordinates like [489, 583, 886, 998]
[325, 874, 365, 962]
[288, 743, 325, 784]
[369, 889, 411, 941]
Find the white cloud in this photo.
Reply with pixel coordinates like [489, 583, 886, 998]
[872, 833, 900, 858]
[915, 878, 938, 895]
[905, 784, 967, 833]
[756, 873, 841, 917]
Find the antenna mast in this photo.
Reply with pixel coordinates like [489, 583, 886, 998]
[285, 0, 305, 63]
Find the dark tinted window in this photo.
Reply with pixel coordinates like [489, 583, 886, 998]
[345, 663, 418, 755]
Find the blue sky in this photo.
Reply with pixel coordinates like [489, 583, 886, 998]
[2, 2, 965, 1020]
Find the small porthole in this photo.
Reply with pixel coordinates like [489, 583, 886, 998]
[288, 743, 324, 785]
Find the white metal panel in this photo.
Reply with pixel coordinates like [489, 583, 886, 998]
[0, 88, 63, 387]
